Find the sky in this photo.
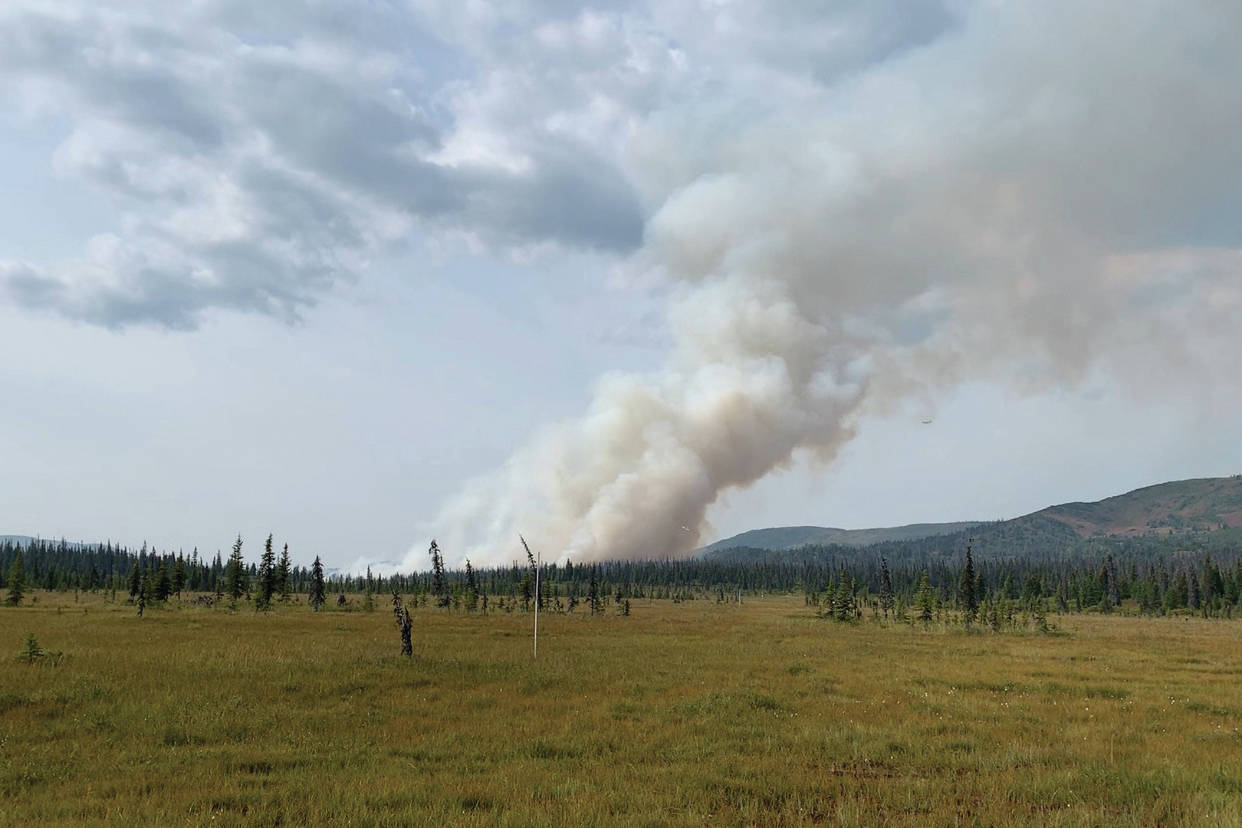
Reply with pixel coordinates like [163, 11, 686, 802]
[2, 1, 1240, 571]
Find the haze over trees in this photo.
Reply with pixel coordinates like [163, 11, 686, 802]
[4, 478, 1242, 623]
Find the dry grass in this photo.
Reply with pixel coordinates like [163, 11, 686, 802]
[3, 592, 1242, 825]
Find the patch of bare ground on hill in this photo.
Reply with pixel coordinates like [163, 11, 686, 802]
[3, 592, 1242, 825]
[1039, 475, 1242, 537]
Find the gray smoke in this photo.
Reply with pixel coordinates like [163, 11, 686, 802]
[423, 1, 1242, 567]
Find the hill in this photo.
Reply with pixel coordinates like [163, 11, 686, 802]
[1036, 476, 1242, 536]
[698, 522, 980, 555]
[704, 475, 1242, 565]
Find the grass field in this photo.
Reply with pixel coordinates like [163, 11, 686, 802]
[3, 592, 1242, 825]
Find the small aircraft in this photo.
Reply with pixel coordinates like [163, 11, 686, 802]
[921, 419, 933, 425]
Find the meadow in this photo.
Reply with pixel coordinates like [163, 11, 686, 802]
[3, 593, 1242, 825]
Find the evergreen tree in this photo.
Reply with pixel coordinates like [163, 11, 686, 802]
[464, 559, 479, 611]
[5, 549, 25, 607]
[588, 566, 602, 616]
[21, 632, 43, 663]
[391, 591, 405, 627]
[154, 563, 172, 602]
[879, 557, 894, 619]
[172, 555, 187, 599]
[519, 572, 533, 612]
[959, 544, 978, 622]
[127, 563, 142, 598]
[399, 606, 413, 656]
[1097, 562, 1113, 612]
[1033, 599, 1049, 633]
[521, 535, 541, 613]
[309, 555, 326, 611]
[429, 540, 448, 608]
[257, 534, 277, 608]
[138, 569, 151, 616]
[917, 571, 934, 623]
[277, 544, 292, 600]
[1106, 555, 1121, 608]
[226, 536, 247, 600]
[834, 568, 853, 621]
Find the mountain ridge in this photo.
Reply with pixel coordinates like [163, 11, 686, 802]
[698, 522, 981, 555]
[702, 475, 1242, 559]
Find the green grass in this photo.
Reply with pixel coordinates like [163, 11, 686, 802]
[3, 592, 1242, 825]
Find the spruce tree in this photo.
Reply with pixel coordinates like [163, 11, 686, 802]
[959, 544, 978, 622]
[521, 536, 541, 612]
[137, 569, 151, 616]
[464, 559, 479, 611]
[127, 563, 142, 598]
[21, 632, 42, 663]
[154, 563, 172, 603]
[1033, 599, 1049, 633]
[834, 569, 853, 621]
[392, 591, 405, 627]
[172, 555, 187, 599]
[519, 572, 533, 612]
[917, 571, 934, 623]
[5, 549, 25, 607]
[429, 540, 448, 608]
[1106, 555, 1121, 608]
[400, 607, 413, 656]
[588, 567, 602, 616]
[277, 544, 292, 600]
[309, 555, 326, 611]
[257, 534, 277, 608]
[226, 536, 247, 600]
[879, 557, 894, 619]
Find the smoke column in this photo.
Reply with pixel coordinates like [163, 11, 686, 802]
[420, 2, 1242, 567]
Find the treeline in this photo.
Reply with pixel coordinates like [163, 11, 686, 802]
[5, 533, 1242, 618]
[708, 518, 1242, 569]
[806, 548, 1242, 625]
[0, 536, 323, 597]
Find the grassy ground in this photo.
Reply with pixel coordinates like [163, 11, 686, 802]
[3, 592, 1242, 826]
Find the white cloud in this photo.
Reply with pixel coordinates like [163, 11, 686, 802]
[0, 0, 647, 326]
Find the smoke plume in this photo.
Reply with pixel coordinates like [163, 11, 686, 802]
[424, 1, 1242, 567]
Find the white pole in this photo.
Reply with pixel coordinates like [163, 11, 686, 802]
[520, 534, 540, 659]
[533, 548, 540, 659]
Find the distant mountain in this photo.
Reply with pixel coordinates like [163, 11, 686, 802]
[698, 522, 981, 555]
[703, 475, 1242, 564]
[1034, 476, 1242, 536]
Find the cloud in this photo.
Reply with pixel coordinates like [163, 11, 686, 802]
[0, 0, 647, 326]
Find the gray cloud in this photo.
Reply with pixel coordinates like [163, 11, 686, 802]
[0, 0, 648, 326]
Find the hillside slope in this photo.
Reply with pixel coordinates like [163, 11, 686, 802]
[1037, 476, 1242, 536]
[698, 522, 980, 555]
[704, 476, 1242, 563]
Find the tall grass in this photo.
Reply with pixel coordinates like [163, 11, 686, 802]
[2, 591, 1241, 825]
